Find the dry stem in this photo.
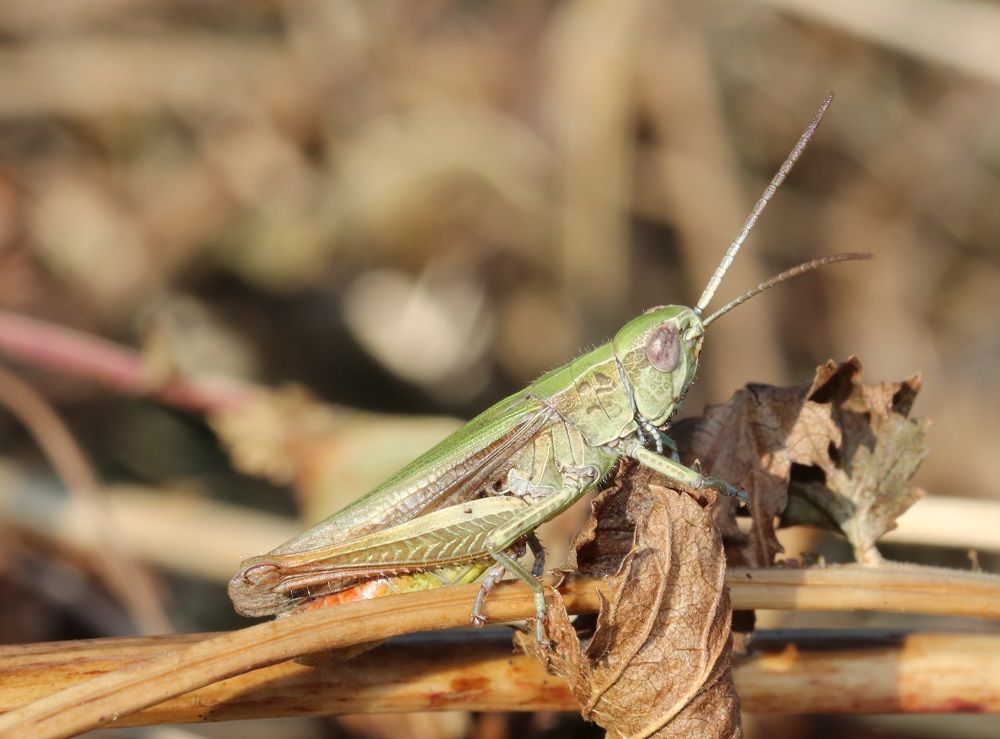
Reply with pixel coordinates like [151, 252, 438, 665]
[2, 630, 997, 725]
[0, 565, 998, 738]
[755, 0, 1000, 86]
[881, 495, 1000, 552]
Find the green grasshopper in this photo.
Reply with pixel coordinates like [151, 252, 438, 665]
[229, 94, 870, 641]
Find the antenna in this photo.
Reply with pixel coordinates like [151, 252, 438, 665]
[694, 92, 834, 315]
[702, 252, 872, 326]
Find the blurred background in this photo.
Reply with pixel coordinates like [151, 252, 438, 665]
[0, 1, 998, 737]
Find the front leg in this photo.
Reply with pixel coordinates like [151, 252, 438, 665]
[623, 440, 748, 503]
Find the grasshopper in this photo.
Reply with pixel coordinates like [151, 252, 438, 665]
[229, 94, 869, 641]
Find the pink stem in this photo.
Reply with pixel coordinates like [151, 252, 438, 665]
[0, 310, 256, 414]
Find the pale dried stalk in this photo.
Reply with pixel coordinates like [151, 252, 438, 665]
[1, 630, 996, 725]
[548, 0, 643, 319]
[0, 464, 301, 582]
[881, 494, 1000, 552]
[1, 565, 999, 738]
[725, 563, 1000, 619]
[638, 9, 786, 394]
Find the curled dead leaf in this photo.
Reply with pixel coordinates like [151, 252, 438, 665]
[671, 383, 804, 568]
[521, 463, 741, 738]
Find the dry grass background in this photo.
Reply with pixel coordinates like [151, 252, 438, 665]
[0, 1, 998, 737]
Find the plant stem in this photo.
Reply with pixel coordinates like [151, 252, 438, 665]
[0, 566, 998, 738]
[0, 310, 254, 413]
[0, 630, 997, 726]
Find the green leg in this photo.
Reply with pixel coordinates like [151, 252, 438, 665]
[472, 530, 547, 625]
[494, 549, 547, 642]
[480, 471, 596, 642]
[624, 441, 748, 503]
[484, 471, 595, 554]
[471, 551, 548, 641]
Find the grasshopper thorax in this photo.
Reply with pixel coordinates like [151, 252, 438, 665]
[612, 305, 704, 428]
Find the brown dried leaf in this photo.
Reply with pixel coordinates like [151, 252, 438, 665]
[674, 357, 927, 566]
[558, 462, 639, 579]
[672, 384, 806, 567]
[524, 463, 741, 738]
[784, 358, 928, 564]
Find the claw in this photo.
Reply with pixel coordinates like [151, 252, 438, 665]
[729, 483, 750, 504]
[698, 475, 749, 504]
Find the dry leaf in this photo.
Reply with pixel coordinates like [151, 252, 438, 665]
[522, 463, 741, 738]
[782, 358, 928, 564]
[671, 384, 805, 567]
[208, 385, 341, 487]
[673, 357, 927, 566]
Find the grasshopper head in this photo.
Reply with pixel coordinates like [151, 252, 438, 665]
[610, 95, 870, 430]
[612, 306, 704, 427]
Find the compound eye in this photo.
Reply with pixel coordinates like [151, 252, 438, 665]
[645, 324, 680, 372]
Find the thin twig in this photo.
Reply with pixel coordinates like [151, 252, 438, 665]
[1, 630, 997, 724]
[725, 563, 1000, 619]
[0, 565, 999, 738]
[0, 310, 255, 414]
[0, 366, 170, 635]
